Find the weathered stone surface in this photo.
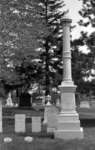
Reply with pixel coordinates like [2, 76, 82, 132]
[80, 101, 90, 108]
[32, 117, 41, 132]
[54, 127, 83, 140]
[91, 101, 95, 108]
[15, 114, 26, 133]
[46, 105, 59, 132]
[54, 15, 83, 140]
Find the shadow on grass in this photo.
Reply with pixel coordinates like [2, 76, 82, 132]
[80, 119, 95, 127]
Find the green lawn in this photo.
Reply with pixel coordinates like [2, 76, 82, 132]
[1, 121, 95, 150]
[1, 107, 95, 150]
[1, 129, 95, 150]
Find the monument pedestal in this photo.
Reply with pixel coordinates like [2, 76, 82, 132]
[54, 113, 83, 139]
[54, 83, 83, 139]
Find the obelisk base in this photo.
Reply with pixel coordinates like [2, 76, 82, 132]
[54, 112, 83, 139]
[54, 83, 83, 140]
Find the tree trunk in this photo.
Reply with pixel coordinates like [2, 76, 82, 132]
[0, 99, 2, 132]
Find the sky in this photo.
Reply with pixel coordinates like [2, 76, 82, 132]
[63, 0, 95, 53]
[64, 0, 82, 23]
[64, 0, 83, 39]
[64, 0, 94, 38]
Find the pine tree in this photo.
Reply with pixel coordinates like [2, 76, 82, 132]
[38, 0, 65, 95]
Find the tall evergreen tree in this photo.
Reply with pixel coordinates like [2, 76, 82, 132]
[38, 0, 65, 95]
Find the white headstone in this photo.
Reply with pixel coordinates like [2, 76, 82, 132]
[0, 101, 2, 132]
[43, 106, 49, 124]
[47, 106, 58, 132]
[80, 101, 90, 108]
[6, 92, 14, 107]
[15, 114, 26, 133]
[32, 117, 41, 132]
[91, 100, 95, 108]
[56, 98, 60, 107]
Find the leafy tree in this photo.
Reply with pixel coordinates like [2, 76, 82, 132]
[0, 0, 48, 90]
[72, 0, 95, 95]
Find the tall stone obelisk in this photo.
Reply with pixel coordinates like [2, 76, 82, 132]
[54, 14, 83, 139]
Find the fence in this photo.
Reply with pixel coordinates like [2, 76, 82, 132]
[1, 107, 54, 137]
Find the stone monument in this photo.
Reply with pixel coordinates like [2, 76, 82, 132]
[47, 105, 58, 133]
[32, 117, 41, 132]
[43, 95, 52, 124]
[54, 14, 83, 139]
[6, 92, 13, 107]
[80, 101, 90, 108]
[15, 114, 26, 133]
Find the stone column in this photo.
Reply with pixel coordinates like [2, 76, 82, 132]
[54, 15, 83, 140]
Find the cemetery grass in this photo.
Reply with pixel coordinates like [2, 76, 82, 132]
[1, 108, 95, 150]
[1, 127, 95, 150]
[1, 123, 95, 149]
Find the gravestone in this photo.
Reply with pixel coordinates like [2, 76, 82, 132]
[32, 117, 41, 132]
[80, 101, 90, 108]
[47, 105, 59, 133]
[15, 114, 26, 133]
[43, 105, 50, 124]
[6, 92, 14, 107]
[56, 98, 60, 107]
[91, 101, 95, 108]
[0, 101, 2, 132]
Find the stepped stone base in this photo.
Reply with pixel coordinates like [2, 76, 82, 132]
[54, 112, 83, 140]
[54, 128, 83, 140]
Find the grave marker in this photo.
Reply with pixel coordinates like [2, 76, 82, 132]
[32, 117, 41, 132]
[80, 101, 90, 108]
[15, 114, 26, 133]
[47, 106, 58, 132]
[91, 100, 95, 108]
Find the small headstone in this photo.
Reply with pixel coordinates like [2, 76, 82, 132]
[15, 114, 26, 133]
[43, 106, 49, 124]
[91, 100, 95, 108]
[32, 117, 41, 132]
[6, 92, 14, 107]
[46, 95, 51, 106]
[41, 105, 59, 133]
[80, 101, 90, 108]
[46, 105, 58, 132]
[56, 98, 60, 107]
